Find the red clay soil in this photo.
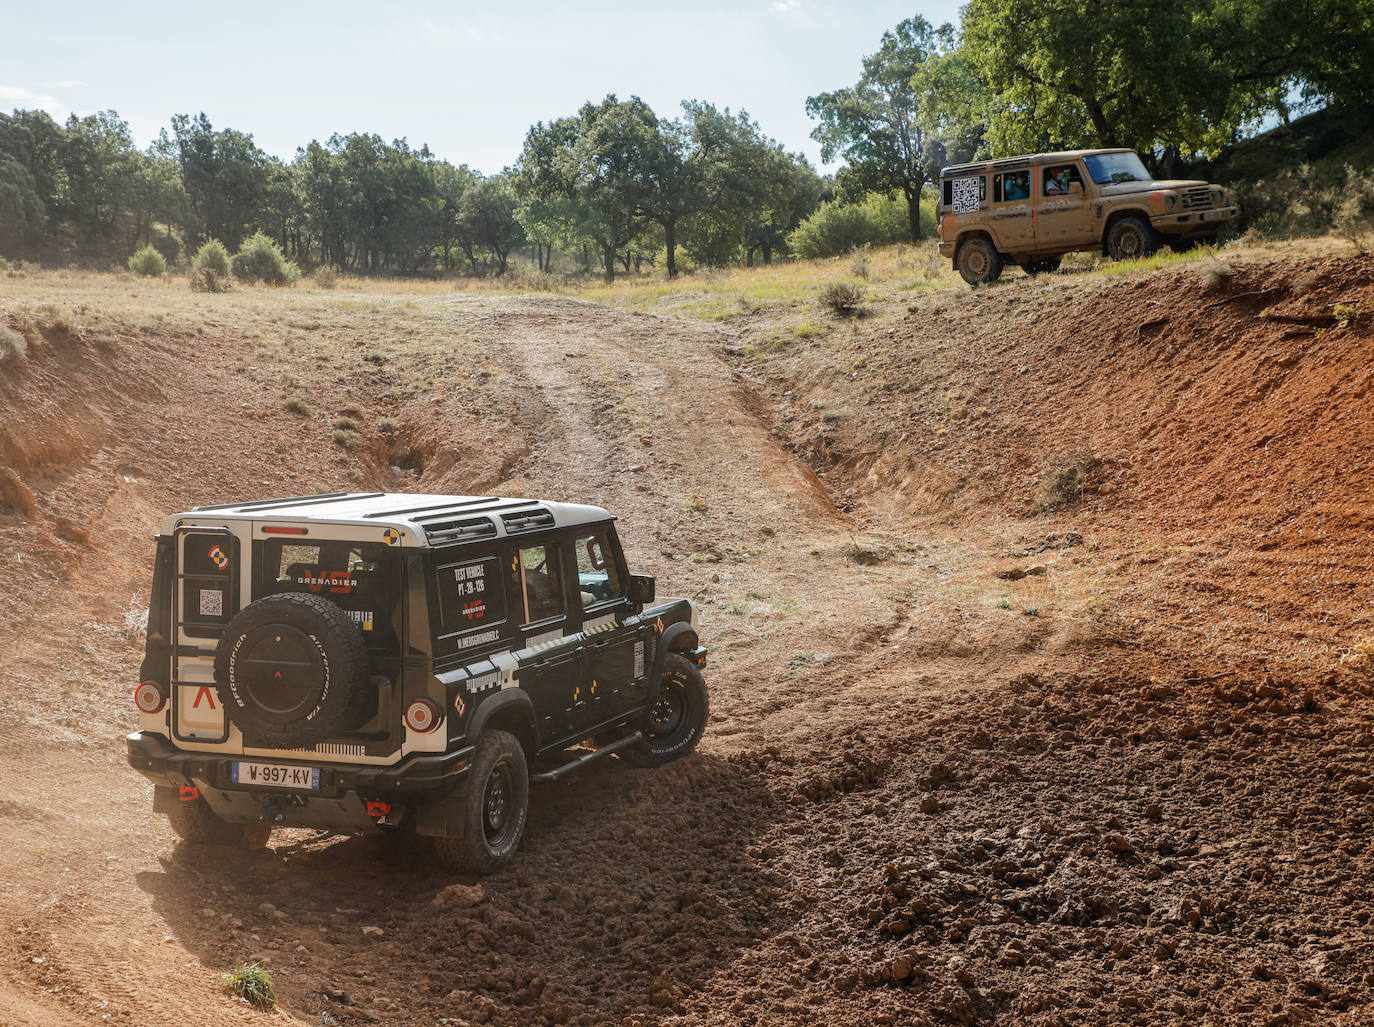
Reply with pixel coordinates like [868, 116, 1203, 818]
[1, 255, 1373, 1027]
[761, 254, 1374, 675]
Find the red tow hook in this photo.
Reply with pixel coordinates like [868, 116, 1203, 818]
[178, 785, 200, 802]
[366, 801, 392, 819]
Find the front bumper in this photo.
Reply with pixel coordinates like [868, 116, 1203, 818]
[1154, 205, 1237, 233]
[127, 731, 474, 799]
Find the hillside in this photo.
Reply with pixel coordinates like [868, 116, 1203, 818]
[1, 245, 1373, 1025]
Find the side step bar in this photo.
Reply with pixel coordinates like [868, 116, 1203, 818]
[530, 731, 643, 784]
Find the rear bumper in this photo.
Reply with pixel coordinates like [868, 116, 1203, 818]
[127, 731, 474, 799]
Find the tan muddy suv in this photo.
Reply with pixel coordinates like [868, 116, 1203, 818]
[936, 148, 1236, 284]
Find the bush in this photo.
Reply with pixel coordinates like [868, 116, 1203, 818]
[313, 266, 338, 289]
[151, 232, 182, 266]
[231, 232, 300, 286]
[0, 327, 25, 363]
[189, 267, 231, 293]
[220, 963, 275, 1011]
[127, 245, 166, 277]
[819, 281, 865, 315]
[788, 190, 935, 259]
[193, 239, 232, 277]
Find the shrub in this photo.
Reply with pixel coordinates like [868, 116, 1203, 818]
[0, 327, 25, 363]
[193, 239, 232, 277]
[231, 232, 300, 286]
[151, 232, 182, 266]
[221, 963, 275, 1011]
[332, 428, 362, 449]
[189, 267, 231, 293]
[819, 281, 865, 315]
[788, 190, 934, 259]
[285, 397, 311, 416]
[333, 415, 360, 431]
[1033, 454, 1104, 512]
[313, 266, 338, 289]
[127, 245, 166, 277]
[849, 244, 872, 279]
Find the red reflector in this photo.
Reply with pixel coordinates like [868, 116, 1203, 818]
[262, 526, 308, 535]
[405, 697, 442, 733]
[134, 681, 167, 714]
[366, 801, 392, 818]
[178, 786, 200, 802]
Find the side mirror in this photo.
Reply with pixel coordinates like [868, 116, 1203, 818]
[629, 574, 656, 606]
[1069, 181, 1085, 197]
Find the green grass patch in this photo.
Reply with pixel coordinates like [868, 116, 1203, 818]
[221, 962, 276, 1010]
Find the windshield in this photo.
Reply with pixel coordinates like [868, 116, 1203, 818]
[1083, 152, 1151, 185]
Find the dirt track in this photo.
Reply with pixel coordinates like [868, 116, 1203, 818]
[1, 254, 1373, 1025]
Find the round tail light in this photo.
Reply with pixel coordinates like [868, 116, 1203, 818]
[134, 681, 167, 714]
[405, 697, 441, 733]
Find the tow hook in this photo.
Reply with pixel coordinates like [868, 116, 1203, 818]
[255, 792, 305, 824]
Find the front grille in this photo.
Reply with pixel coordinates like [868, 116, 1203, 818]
[1181, 187, 1214, 210]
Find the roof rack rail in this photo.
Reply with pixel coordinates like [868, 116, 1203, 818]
[363, 497, 497, 520]
[500, 508, 555, 534]
[423, 517, 498, 545]
[193, 491, 354, 513]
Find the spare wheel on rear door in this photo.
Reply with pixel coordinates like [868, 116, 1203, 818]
[214, 592, 370, 747]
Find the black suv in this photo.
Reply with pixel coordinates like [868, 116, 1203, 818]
[127, 493, 708, 874]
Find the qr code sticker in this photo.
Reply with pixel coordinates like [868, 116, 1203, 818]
[951, 177, 981, 213]
[199, 588, 224, 617]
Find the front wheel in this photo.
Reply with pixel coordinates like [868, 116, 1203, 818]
[621, 654, 709, 768]
[433, 730, 529, 875]
[1106, 216, 1160, 261]
[956, 237, 1004, 285]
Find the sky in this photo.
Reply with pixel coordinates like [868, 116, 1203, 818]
[1, 0, 964, 174]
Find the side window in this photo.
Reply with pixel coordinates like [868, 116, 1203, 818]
[573, 530, 625, 610]
[994, 170, 1030, 203]
[1043, 164, 1084, 195]
[430, 555, 507, 655]
[508, 543, 565, 625]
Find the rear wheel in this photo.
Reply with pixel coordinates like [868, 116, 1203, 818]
[956, 237, 1004, 285]
[621, 654, 709, 768]
[167, 797, 251, 846]
[1106, 216, 1160, 261]
[433, 730, 529, 876]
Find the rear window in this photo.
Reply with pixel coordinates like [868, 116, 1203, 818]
[260, 539, 400, 650]
[943, 175, 986, 212]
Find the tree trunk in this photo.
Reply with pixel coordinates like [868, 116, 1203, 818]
[904, 184, 923, 242]
[762, 243, 773, 265]
[602, 244, 616, 282]
[665, 220, 678, 278]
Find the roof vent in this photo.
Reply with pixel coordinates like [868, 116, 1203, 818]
[422, 516, 497, 546]
[500, 508, 555, 534]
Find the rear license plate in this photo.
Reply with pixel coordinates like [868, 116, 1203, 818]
[231, 761, 320, 791]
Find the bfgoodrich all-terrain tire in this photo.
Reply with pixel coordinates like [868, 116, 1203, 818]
[1106, 216, 1160, 261]
[956, 237, 1004, 285]
[166, 798, 248, 845]
[433, 730, 529, 876]
[622, 653, 709, 769]
[214, 592, 369, 748]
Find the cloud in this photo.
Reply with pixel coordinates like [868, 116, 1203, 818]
[770, 0, 800, 11]
[43, 79, 86, 90]
[0, 85, 70, 120]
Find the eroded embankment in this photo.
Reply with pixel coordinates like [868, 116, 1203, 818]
[748, 255, 1374, 672]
